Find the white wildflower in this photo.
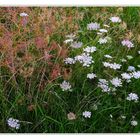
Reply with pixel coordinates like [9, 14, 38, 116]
[127, 66, 135, 72]
[131, 120, 138, 126]
[70, 41, 83, 49]
[87, 22, 100, 30]
[126, 93, 139, 102]
[110, 77, 122, 87]
[60, 81, 72, 91]
[82, 111, 91, 118]
[98, 37, 108, 44]
[132, 71, 140, 79]
[75, 53, 94, 67]
[103, 62, 121, 70]
[7, 118, 20, 129]
[83, 46, 96, 53]
[109, 17, 121, 23]
[64, 58, 75, 64]
[121, 40, 134, 48]
[98, 79, 110, 93]
[87, 73, 96, 79]
[121, 73, 132, 80]
[138, 51, 140, 54]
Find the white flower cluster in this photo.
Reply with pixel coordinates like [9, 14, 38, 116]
[75, 53, 94, 67]
[82, 111, 91, 118]
[126, 93, 139, 102]
[83, 46, 96, 53]
[87, 22, 100, 30]
[109, 17, 121, 23]
[110, 77, 122, 87]
[127, 66, 135, 72]
[70, 41, 83, 49]
[121, 73, 132, 82]
[98, 79, 110, 93]
[7, 118, 20, 129]
[132, 71, 140, 79]
[98, 37, 108, 44]
[131, 120, 138, 126]
[60, 81, 72, 91]
[87, 73, 96, 79]
[103, 62, 121, 70]
[64, 58, 76, 64]
[121, 40, 134, 48]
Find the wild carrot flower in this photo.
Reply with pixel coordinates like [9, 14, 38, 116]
[109, 17, 121, 23]
[83, 111, 91, 118]
[103, 62, 121, 70]
[127, 66, 135, 72]
[87, 22, 100, 30]
[60, 81, 72, 91]
[7, 118, 20, 129]
[83, 46, 96, 53]
[98, 38, 108, 44]
[70, 41, 83, 49]
[121, 40, 134, 48]
[131, 120, 138, 126]
[87, 73, 96, 79]
[75, 53, 94, 67]
[64, 58, 75, 64]
[126, 93, 139, 102]
[110, 77, 122, 87]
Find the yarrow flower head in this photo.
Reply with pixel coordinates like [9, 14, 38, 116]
[82, 111, 91, 118]
[70, 41, 83, 49]
[126, 93, 139, 102]
[109, 17, 121, 23]
[7, 118, 20, 129]
[64, 58, 75, 64]
[87, 22, 100, 30]
[131, 120, 138, 126]
[103, 62, 121, 70]
[127, 66, 135, 72]
[98, 79, 110, 93]
[75, 53, 94, 67]
[121, 73, 132, 80]
[98, 37, 108, 44]
[121, 40, 134, 48]
[132, 71, 140, 79]
[87, 73, 96, 79]
[83, 46, 96, 53]
[60, 81, 72, 91]
[110, 77, 122, 87]
[20, 12, 28, 17]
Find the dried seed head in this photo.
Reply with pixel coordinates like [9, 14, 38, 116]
[67, 112, 76, 120]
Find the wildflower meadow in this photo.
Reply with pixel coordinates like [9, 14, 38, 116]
[0, 7, 140, 133]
